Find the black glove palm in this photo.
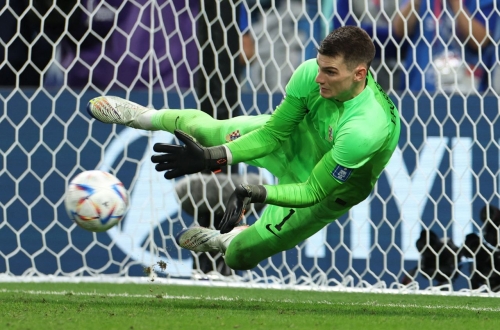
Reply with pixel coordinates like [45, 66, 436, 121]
[219, 184, 252, 234]
[151, 129, 227, 179]
[219, 184, 267, 234]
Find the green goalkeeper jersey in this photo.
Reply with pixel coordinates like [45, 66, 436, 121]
[227, 59, 401, 210]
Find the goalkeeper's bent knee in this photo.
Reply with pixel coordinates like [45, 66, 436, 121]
[224, 243, 260, 270]
[223, 226, 274, 270]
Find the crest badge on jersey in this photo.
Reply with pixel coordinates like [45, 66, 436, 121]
[225, 130, 241, 142]
[331, 165, 353, 182]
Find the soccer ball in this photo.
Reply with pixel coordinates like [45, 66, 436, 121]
[64, 170, 129, 232]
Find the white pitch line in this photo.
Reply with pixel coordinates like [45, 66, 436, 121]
[1, 289, 500, 313]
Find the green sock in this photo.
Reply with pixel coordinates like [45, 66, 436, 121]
[151, 109, 224, 147]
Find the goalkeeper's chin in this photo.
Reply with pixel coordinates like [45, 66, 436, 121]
[319, 87, 333, 99]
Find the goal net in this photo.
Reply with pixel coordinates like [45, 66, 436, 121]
[1, 0, 500, 294]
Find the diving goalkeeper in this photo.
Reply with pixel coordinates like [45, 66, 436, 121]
[87, 26, 401, 270]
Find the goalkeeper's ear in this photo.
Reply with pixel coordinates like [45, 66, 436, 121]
[354, 64, 367, 82]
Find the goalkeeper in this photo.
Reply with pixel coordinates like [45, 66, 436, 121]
[88, 26, 400, 270]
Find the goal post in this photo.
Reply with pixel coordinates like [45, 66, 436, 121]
[1, 0, 500, 295]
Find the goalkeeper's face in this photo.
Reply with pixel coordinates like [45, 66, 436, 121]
[315, 54, 367, 102]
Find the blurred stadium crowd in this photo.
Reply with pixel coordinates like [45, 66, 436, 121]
[1, 0, 499, 94]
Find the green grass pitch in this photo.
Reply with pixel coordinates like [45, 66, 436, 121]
[1, 282, 499, 330]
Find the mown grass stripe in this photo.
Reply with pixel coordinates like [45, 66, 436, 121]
[2, 288, 499, 312]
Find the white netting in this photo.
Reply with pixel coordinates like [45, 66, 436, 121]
[1, 0, 500, 295]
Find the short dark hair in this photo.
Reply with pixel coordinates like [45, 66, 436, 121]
[317, 26, 376, 70]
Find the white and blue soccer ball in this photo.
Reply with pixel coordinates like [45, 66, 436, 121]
[64, 170, 129, 232]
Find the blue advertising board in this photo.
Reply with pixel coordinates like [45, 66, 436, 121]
[1, 89, 499, 290]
